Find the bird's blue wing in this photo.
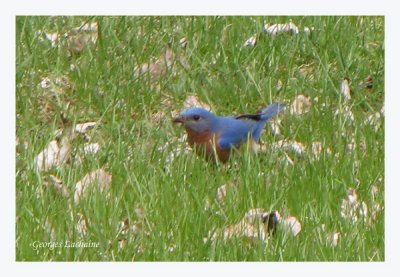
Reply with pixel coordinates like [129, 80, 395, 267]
[214, 103, 285, 150]
[215, 117, 256, 150]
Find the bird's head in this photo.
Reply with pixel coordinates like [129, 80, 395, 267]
[172, 107, 216, 133]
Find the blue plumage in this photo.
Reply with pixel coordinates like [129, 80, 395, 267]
[173, 103, 285, 162]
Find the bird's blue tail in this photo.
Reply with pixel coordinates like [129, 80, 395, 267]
[233, 102, 285, 140]
[260, 103, 285, 121]
[251, 103, 285, 140]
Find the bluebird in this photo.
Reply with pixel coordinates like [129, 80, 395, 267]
[172, 103, 285, 163]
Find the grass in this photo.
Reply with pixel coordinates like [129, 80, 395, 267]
[16, 16, 384, 261]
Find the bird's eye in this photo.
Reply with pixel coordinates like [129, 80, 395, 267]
[193, 115, 200, 121]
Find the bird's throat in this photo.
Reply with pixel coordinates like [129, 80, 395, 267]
[185, 128, 230, 163]
[185, 128, 213, 148]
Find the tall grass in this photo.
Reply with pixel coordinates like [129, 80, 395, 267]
[16, 16, 384, 261]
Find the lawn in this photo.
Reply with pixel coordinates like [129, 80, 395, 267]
[16, 16, 384, 261]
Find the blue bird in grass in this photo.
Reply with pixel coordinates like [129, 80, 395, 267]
[172, 103, 285, 163]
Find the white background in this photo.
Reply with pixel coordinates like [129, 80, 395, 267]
[2, 0, 398, 275]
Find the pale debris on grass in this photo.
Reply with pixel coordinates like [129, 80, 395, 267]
[313, 96, 327, 108]
[75, 122, 97, 134]
[311, 141, 332, 160]
[167, 244, 177, 253]
[290, 94, 311, 115]
[38, 74, 73, 110]
[340, 77, 352, 101]
[339, 184, 383, 228]
[44, 32, 59, 47]
[117, 217, 142, 242]
[69, 22, 98, 43]
[36, 30, 59, 48]
[319, 224, 340, 247]
[340, 188, 368, 224]
[134, 42, 174, 77]
[216, 182, 237, 204]
[268, 117, 283, 136]
[183, 93, 211, 110]
[298, 63, 315, 80]
[280, 216, 302, 236]
[270, 139, 306, 165]
[272, 139, 331, 162]
[264, 21, 299, 36]
[334, 79, 354, 121]
[334, 105, 354, 122]
[243, 34, 257, 47]
[39, 74, 73, 91]
[134, 42, 190, 80]
[117, 204, 147, 249]
[276, 79, 283, 91]
[134, 62, 167, 80]
[34, 137, 72, 172]
[211, 51, 221, 66]
[135, 203, 145, 220]
[158, 135, 191, 169]
[207, 209, 301, 243]
[38, 22, 98, 54]
[119, 218, 130, 236]
[370, 183, 380, 202]
[131, 222, 142, 237]
[216, 184, 228, 203]
[34, 121, 101, 171]
[66, 22, 98, 54]
[38, 74, 72, 97]
[369, 203, 382, 228]
[245, 21, 313, 45]
[283, 152, 295, 165]
[327, 231, 340, 247]
[16, 136, 29, 151]
[150, 110, 166, 125]
[346, 136, 357, 152]
[52, 128, 64, 139]
[118, 239, 127, 250]
[311, 141, 323, 159]
[38, 75, 72, 118]
[272, 140, 306, 155]
[179, 37, 188, 49]
[34, 140, 59, 171]
[76, 213, 88, 236]
[303, 26, 315, 34]
[160, 92, 174, 108]
[35, 121, 101, 171]
[44, 174, 70, 198]
[268, 121, 282, 136]
[75, 121, 98, 142]
[368, 182, 383, 227]
[210, 209, 279, 242]
[74, 168, 112, 204]
[238, 139, 266, 155]
[82, 142, 100, 155]
[44, 219, 56, 241]
[265, 22, 314, 36]
[178, 37, 191, 71]
[364, 112, 382, 132]
[37, 74, 73, 121]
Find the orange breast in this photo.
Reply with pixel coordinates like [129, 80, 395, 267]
[185, 128, 231, 163]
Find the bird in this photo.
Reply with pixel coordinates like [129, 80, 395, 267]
[172, 102, 285, 163]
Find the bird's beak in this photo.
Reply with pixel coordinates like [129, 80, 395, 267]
[172, 115, 184, 124]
